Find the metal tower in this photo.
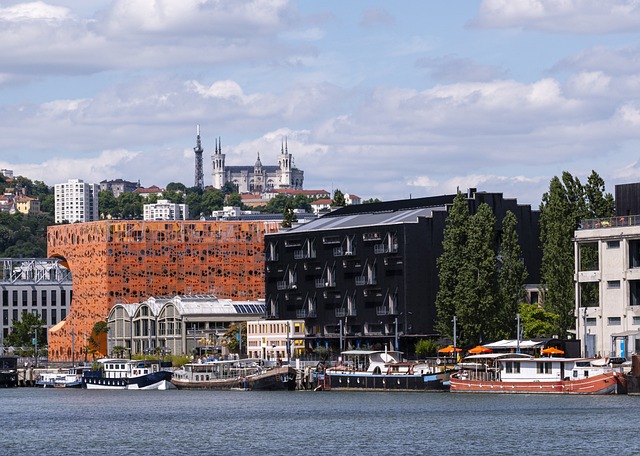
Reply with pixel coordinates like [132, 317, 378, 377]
[194, 124, 204, 189]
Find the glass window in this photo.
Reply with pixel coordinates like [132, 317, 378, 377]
[607, 240, 620, 249]
[607, 280, 621, 289]
[586, 317, 597, 326]
[633, 316, 640, 326]
[608, 317, 621, 325]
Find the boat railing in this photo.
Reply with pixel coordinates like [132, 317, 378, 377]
[457, 369, 500, 382]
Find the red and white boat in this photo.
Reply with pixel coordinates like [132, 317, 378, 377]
[450, 353, 624, 394]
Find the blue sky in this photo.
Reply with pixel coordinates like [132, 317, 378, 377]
[3, 0, 640, 207]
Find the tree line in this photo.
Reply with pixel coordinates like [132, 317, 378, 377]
[434, 170, 614, 347]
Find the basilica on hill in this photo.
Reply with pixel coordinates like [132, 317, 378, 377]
[211, 138, 304, 193]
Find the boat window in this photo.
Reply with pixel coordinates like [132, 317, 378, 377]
[536, 362, 552, 374]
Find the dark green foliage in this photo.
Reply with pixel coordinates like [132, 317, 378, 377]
[225, 193, 243, 208]
[497, 211, 528, 339]
[362, 198, 382, 204]
[221, 181, 239, 195]
[456, 203, 500, 344]
[201, 189, 226, 214]
[282, 200, 297, 228]
[331, 189, 345, 207]
[415, 339, 438, 357]
[0, 211, 52, 257]
[5, 311, 47, 347]
[539, 174, 581, 338]
[518, 303, 556, 339]
[266, 194, 290, 213]
[435, 193, 469, 339]
[166, 182, 187, 193]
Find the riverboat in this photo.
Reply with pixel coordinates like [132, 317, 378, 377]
[82, 358, 174, 390]
[171, 358, 296, 391]
[318, 349, 451, 392]
[36, 364, 91, 388]
[0, 355, 18, 388]
[450, 353, 624, 394]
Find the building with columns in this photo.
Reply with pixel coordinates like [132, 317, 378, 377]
[211, 138, 304, 193]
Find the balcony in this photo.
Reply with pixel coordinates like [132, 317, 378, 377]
[296, 309, 317, 319]
[335, 308, 346, 318]
[315, 278, 335, 288]
[355, 276, 376, 286]
[277, 281, 297, 291]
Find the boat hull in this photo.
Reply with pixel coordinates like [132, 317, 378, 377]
[83, 371, 174, 390]
[323, 371, 450, 392]
[450, 371, 621, 394]
[171, 366, 296, 391]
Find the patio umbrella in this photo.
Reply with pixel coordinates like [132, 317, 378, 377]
[438, 345, 462, 354]
[540, 346, 564, 356]
[468, 345, 492, 354]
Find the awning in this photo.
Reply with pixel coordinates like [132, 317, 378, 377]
[611, 330, 640, 338]
[483, 339, 544, 350]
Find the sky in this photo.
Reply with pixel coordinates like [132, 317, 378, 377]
[3, 0, 640, 208]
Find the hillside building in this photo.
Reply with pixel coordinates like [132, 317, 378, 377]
[54, 178, 99, 224]
[143, 199, 189, 221]
[99, 179, 140, 198]
[212, 139, 304, 192]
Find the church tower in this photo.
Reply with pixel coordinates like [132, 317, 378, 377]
[252, 152, 264, 192]
[278, 138, 292, 188]
[212, 137, 225, 189]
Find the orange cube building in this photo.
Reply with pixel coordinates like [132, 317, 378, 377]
[47, 220, 279, 361]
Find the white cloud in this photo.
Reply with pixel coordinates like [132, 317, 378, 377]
[474, 0, 640, 34]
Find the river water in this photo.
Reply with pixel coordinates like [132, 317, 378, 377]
[2, 388, 639, 455]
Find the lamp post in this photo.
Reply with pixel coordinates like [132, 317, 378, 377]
[452, 316, 457, 357]
[32, 325, 39, 368]
[394, 317, 399, 352]
[516, 313, 521, 354]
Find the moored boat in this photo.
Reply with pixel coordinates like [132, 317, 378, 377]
[171, 358, 296, 391]
[319, 349, 451, 392]
[82, 358, 174, 390]
[450, 353, 624, 394]
[0, 355, 18, 388]
[36, 364, 91, 388]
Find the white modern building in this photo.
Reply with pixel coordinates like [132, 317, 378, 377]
[54, 178, 99, 224]
[246, 319, 306, 362]
[1, 258, 72, 344]
[143, 199, 189, 221]
[575, 215, 640, 359]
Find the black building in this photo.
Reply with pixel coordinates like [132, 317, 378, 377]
[264, 189, 541, 356]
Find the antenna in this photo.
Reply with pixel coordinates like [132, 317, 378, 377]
[194, 124, 204, 189]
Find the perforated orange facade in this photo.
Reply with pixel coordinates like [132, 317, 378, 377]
[47, 220, 279, 361]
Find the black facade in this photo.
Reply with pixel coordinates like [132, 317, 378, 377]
[615, 183, 640, 217]
[264, 189, 541, 356]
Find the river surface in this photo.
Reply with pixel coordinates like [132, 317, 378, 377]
[2, 388, 639, 455]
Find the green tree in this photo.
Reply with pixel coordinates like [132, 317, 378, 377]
[292, 194, 311, 213]
[456, 203, 499, 344]
[166, 182, 187, 193]
[266, 194, 291, 214]
[362, 198, 382, 204]
[5, 311, 46, 348]
[415, 339, 438, 358]
[282, 200, 297, 228]
[87, 321, 109, 353]
[225, 192, 243, 208]
[331, 189, 345, 207]
[185, 191, 203, 219]
[99, 190, 118, 219]
[201, 189, 226, 213]
[224, 322, 246, 354]
[497, 211, 528, 339]
[221, 181, 239, 195]
[117, 192, 144, 219]
[518, 303, 557, 339]
[435, 192, 469, 338]
[584, 170, 615, 219]
[539, 172, 583, 338]
[161, 189, 184, 204]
